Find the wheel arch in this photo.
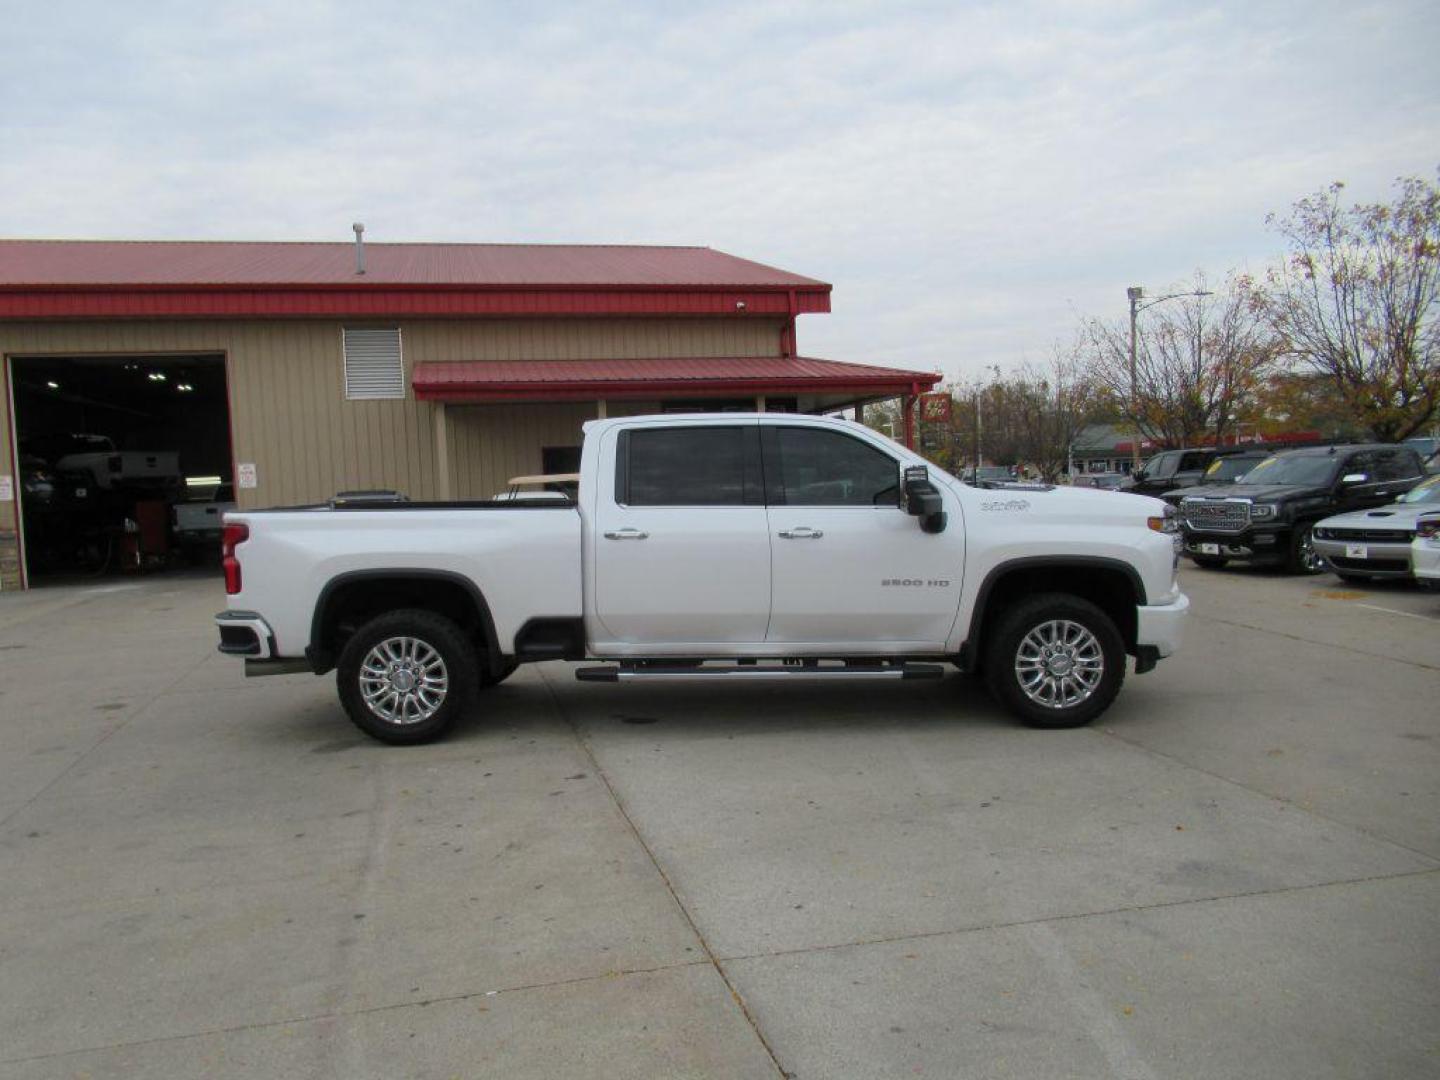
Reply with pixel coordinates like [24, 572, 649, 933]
[960, 556, 1144, 668]
[308, 570, 502, 677]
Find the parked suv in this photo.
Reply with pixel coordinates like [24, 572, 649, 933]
[1178, 444, 1426, 573]
[1122, 447, 1259, 497]
[1158, 450, 1270, 507]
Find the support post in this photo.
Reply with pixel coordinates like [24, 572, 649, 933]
[902, 394, 916, 450]
[597, 399, 608, 419]
[434, 402, 451, 501]
[756, 395, 767, 413]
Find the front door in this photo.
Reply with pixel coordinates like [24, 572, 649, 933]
[591, 423, 772, 646]
[763, 426, 962, 647]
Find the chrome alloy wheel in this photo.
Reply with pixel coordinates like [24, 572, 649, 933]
[1297, 527, 1325, 573]
[1013, 619, 1104, 709]
[359, 636, 450, 724]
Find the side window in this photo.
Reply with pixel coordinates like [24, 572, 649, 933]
[1148, 452, 1177, 479]
[772, 428, 900, 507]
[1343, 452, 1376, 480]
[619, 426, 758, 506]
[1179, 452, 1209, 473]
[1374, 449, 1418, 482]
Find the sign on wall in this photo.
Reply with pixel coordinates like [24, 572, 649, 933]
[237, 463, 257, 489]
[919, 393, 952, 423]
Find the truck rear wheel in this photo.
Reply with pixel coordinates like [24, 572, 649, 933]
[984, 593, 1125, 729]
[337, 609, 477, 744]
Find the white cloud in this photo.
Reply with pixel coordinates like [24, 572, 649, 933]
[2, 0, 1437, 382]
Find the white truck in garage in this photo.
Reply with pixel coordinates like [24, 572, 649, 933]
[215, 414, 1188, 743]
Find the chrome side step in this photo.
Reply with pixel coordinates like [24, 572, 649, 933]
[575, 662, 946, 683]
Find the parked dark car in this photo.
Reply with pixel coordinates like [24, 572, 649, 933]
[1121, 448, 1220, 496]
[1178, 444, 1427, 573]
[1158, 450, 1270, 506]
[1070, 472, 1127, 490]
[963, 466, 1016, 488]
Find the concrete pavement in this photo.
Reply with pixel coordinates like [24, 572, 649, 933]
[0, 566, 1436, 1078]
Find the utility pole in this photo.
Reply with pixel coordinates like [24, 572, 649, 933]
[1127, 285, 1212, 472]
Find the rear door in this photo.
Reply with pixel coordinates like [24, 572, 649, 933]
[763, 425, 962, 647]
[591, 422, 771, 645]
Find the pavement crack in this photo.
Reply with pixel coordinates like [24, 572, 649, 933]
[716, 865, 1440, 966]
[0, 644, 215, 832]
[1093, 725, 1440, 865]
[536, 664, 791, 1080]
[1190, 611, 1440, 672]
[0, 959, 713, 1067]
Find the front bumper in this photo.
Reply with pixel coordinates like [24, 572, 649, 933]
[1136, 591, 1189, 659]
[1182, 525, 1288, 564]
[215, 610, 276, 659]
[1312, 536, 1412, 578]
[1412, 537, 1440, 582]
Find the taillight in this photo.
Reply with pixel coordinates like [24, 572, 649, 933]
[221, 523, 249, 594]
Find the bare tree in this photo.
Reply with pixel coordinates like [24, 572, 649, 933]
[1260, 173, 1440, 441]
[1006, 346, 1107, 481]
[1083, 273, 1280, 449]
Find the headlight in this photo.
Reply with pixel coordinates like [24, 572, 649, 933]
[1249, 503, 1277, 520]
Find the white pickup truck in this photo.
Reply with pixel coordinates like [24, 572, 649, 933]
[216, 414, 1188, 743]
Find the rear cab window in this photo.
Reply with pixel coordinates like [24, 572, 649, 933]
[615, 425, 763, 506]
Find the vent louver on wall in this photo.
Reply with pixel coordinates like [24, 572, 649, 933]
[342, 328, 404, 399]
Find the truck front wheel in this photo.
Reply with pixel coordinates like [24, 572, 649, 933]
[337, 609, 478, 744]
[984, 593, 1126, 729]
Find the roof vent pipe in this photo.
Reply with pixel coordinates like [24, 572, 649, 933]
[352, 222, 365, 275]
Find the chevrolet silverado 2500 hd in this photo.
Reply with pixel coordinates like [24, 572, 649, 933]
[215, 414, 1188, 743]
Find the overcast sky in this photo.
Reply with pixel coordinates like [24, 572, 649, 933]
[3, 0, 1437, 384]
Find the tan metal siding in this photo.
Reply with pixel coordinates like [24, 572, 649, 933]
[0, 317, 784, 586]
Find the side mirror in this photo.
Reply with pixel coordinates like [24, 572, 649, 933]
[903, 466, 947, 534]
[1340, 472, 1368, 486]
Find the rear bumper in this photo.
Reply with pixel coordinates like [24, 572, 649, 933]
[215, 610, 276, 659]
[1136, 592, 1189, 659]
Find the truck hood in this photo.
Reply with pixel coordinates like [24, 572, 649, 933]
[1177, 482, 1319, 503]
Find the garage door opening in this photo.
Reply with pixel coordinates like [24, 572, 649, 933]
[9, 353, 232, 586]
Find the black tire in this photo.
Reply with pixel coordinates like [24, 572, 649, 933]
[337, 609, 478, 745]
[1286, 523, 1325, 575]
[1189, 555, 1228, 569]
[481, 661, 519, 688]
[984, 593, 1126, 729]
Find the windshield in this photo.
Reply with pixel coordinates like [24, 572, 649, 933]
[1205, 456, 1263, 482]
[1239, 454, 1340, 487]
[1399, 475, 1440, 504]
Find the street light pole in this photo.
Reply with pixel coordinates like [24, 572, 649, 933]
[1127, 287, 1142, 474]
[1125, 285, 1213, 473]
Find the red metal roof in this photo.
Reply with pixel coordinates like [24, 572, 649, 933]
[412, 356, 941, 403]
[0, 240, 826, 289]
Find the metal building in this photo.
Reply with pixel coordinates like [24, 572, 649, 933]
[0, 239, 940, 590]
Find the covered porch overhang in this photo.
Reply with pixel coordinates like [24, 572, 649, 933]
[413, 356, 942, 499]
[412, 355, 941, 415]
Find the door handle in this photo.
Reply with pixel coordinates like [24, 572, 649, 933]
[603, 528, 649, 540]
[778, 527, 823, 539]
